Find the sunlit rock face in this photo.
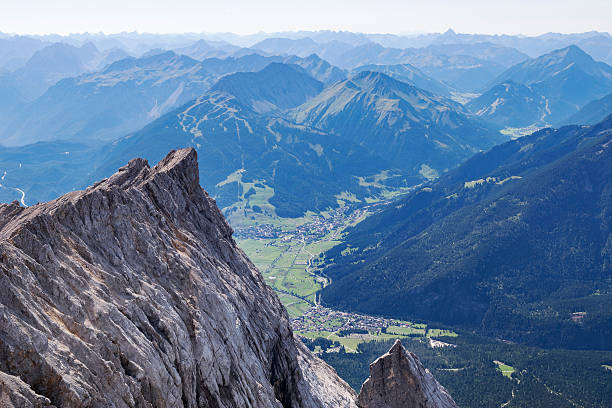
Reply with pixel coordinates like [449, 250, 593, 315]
[0, 148, 356, 408]
[357, 340, 457, 408]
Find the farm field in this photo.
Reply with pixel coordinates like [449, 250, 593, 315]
[236, 203, 373, 317]
[236, 201, 463, 354]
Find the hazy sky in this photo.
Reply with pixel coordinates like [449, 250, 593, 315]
[2, 0, 611, 36]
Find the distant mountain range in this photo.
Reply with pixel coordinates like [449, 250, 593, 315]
[564, 91, 612, 125]
[89, 92, 394, 218]
[292, 71, 504, 175]
[93, 68, 500, 214]
[0, 30, 612, 118]
[0, 51, 206, 146]
[0, 35, 49, 71]
[0, 63, 502, 219]
[0, 53, 345, 146]
[466, 81, 548, 127]
[173, 38, 241, 60]
[0, 42, 129, 101]
[250, 39, 511, 91]
[4, 29, 610, 65]
[368, 29, 612, 64]
[319, 115, 612, 350]
[420, 42, 529, 67]
[351, 64, 454, 96]
[0, 63, 388, 214]
[468, 45, 612, 126]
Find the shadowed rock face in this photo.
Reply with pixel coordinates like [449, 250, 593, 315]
[0, 148, 356, 408]
[356, 340, 457, 408]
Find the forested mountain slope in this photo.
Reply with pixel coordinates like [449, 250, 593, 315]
[320, 116, 612, 349]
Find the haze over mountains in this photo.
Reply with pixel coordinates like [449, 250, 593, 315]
[565, 91, 612, 125]
[0, 62, 500, 218]
[467, 45, 612, 127]
[0, 41, 129, 104]
[292, 71, 502, 173]
[0, 53, 342, 146]
[0, 26, 612, 408]
[0, 28, 611, 216]
[89, 66, 395, 218]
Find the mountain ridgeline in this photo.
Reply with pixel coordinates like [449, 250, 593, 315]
[0, 29, 611, 407]
[292, 71, 504, 175]
[0, 63, 504, 219]
[469, 45, 612, 126]
[210, 62, 324, 113]
[0, 148, 458, 408]
[90, 69, 503, 217]
[90, 89, 393, 218]
[319, 115, 612, 350]
[565, 91, 612, 126]
[0, 53, 344, 146]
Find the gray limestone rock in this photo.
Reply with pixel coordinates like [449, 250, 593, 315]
[356, 340, 457, 408]
[0, 148, 356, 408]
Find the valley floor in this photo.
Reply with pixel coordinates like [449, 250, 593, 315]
[236, 202, 458, 353]
[234, 201, 612, 408]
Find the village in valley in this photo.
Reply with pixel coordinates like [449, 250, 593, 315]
[235, 202, 458, 354]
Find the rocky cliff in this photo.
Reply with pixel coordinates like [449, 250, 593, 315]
[357, 340, 457, 408]
[0, 148, 455, 408]
[0, 148, 356, 408]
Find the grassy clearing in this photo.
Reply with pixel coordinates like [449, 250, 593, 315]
[278, 293, 311, 318]
[388, 325, 426, 336]
[494, 361, 515, 378]
[225, 188, 317, 229]
[273, 251, 296, 268]
[427, 329, 458, 338]
[297, 330, 335, 340]
[216, 169, 245, 187]
[500, 125, 544, 139]
[305, 240, 342, 255]
[285, 300, 312, 318]
[280, 268, 321, 298]
[329, 334, 362, 352]
[235, 239, 286, 270]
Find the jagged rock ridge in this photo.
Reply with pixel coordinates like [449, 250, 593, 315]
[357, 340, 457, 408]
[0, 148, 356, 407]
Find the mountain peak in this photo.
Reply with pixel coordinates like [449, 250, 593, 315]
[389, 338, 403, 354]
[356, 340, 457, 408]
[150, 147, 200, 192]
[349, 70, 430, 98]
[97, 148, 201, 198]
[351, 70, 403, 90]
[262, 61, 304, 74]
[211, 62, 323, 113]
[0, 148, 358, 406]
[557, 44, 592, 61]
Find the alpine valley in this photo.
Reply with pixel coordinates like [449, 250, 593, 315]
[0, 27, 611, 408]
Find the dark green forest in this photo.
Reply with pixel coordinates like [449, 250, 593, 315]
[320, 117, 612, 350]
[319, 335, 612, 408]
